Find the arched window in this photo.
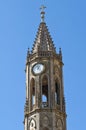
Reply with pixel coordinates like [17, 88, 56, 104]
[55, 80, 60, 105]
[30, 78, 35, 109]
[42, 75, 48, 107]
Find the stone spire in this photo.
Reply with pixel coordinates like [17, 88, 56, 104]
[31, 6, 56, 54]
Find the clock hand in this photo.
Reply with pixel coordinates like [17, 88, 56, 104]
[37, 66, 40, 70]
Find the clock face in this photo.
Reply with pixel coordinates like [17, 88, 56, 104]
[32, 63, 44, 75]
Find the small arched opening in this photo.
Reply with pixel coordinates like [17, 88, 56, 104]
[42, 75, 48, 107]
[30, 78, 35, 109]
[55, 79, 60, 105]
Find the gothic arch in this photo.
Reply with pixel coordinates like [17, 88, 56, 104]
[54, 74, 60, 83]
[41, 75, 48, 107]
[29, 118, 36, 130]
[55, 78, 60, 105]
[57, 119, 63, 130]
[30, 78, 36, 109]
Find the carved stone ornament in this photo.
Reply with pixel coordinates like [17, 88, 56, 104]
[57, 119, 63, 130]
[43, 116, 49, 126]
[29, 119, 36, 130]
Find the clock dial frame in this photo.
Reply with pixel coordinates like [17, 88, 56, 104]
[32, 63, 45, 75]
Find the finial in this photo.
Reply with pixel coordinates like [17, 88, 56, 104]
[40, 5, 46, 22]
[59, 47, 62, 55]
[27, 48, 30, 58]
[27, 48, 30, 55]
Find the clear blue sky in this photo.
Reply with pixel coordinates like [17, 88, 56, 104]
[0, 0, 86, 130]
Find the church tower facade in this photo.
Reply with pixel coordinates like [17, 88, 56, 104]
[24, 6, 67, 130]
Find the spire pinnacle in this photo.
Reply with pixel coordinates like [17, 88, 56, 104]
[40, 5, 46, 22]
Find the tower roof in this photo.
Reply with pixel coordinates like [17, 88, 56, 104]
[32, 22, 56, 54]
[31, 5, 56, 54]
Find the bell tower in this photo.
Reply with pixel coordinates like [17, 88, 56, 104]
[24, 6, 67, 130]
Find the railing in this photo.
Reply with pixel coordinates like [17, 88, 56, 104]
[42, 102, 48, 108]
[27, 51, 60, 60]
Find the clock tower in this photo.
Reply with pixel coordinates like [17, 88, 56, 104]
[24, 6, 67, 130]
